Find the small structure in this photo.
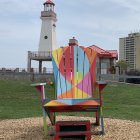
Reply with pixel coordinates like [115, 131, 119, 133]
[27, 0, 57, 73]
[69, 37, 78, 46]
[90, 45, 118, 74]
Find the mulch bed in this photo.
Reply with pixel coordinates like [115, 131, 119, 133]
[0, 116, 140, 140]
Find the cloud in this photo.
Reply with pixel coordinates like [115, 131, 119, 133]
[58, 0, 140, 33]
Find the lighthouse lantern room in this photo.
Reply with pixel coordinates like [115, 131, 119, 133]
[44, 0, 55, 11]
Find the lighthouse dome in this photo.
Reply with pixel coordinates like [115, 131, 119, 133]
[44, 0, 55, 6]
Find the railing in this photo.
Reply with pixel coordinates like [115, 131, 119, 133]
[29, 51, 52, 59]
[97, 74, 140, 83]
[0, 68, 53, 74]
[41, 11, 56, 18]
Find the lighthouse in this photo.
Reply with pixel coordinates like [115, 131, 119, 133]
[39, 0, 57, 51]
[27, 0, 57, 73]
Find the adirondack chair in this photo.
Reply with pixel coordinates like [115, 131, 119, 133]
[32, 45, 107, 135]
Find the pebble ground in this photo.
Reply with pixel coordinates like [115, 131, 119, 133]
[0, 116, 140, 140]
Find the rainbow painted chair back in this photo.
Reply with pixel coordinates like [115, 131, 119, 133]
[52, 45, 97, 103]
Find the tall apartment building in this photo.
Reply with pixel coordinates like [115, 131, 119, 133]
[119, 33, 140, 70]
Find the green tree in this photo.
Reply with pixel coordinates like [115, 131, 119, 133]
[116, 60, 128, 74]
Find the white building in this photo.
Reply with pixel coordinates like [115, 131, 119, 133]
[119, 33, 140, 71]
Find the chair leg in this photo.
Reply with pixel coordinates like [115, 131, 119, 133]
[100, 107, 105, 135]
[43, 108, 48, 136]
[54, 135, 59, 140]
[96, 110, 100, 126]
[54, 112, 56, 125]
[46, 109, 56, 125]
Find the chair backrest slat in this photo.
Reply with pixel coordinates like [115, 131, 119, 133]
[62, 47, 68, 98]
[52, 46, 97, 99]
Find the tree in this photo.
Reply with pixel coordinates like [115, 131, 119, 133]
[116, 60, 128, 74]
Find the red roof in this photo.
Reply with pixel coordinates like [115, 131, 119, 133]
[90, 45, 118, 59]
[106, 50, 118, 58]
[44, 0, 55, 5]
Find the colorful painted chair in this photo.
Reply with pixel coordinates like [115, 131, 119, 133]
[32, 45, 107, 135]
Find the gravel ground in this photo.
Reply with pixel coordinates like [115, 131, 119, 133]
[0, 116, 140, 140]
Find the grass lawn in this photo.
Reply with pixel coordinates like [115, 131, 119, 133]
[0, 80, 140, 121]
[103, 83, 140, 121]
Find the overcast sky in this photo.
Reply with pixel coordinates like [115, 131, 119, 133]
[0, 0, 140, 68]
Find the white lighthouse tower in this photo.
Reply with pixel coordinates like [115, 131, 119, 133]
[27, 0, 57, 73]
[39, 0, 57, 51]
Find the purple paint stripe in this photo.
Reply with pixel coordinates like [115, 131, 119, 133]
[76, 72, 92, 95]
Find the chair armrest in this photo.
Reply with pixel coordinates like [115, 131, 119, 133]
[31, 83, 46, 86]
[96, 81, 107, 93]
[96, 81, 107, 85]
[95, 81, 107, 106]
[31, 83, 46, 105]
